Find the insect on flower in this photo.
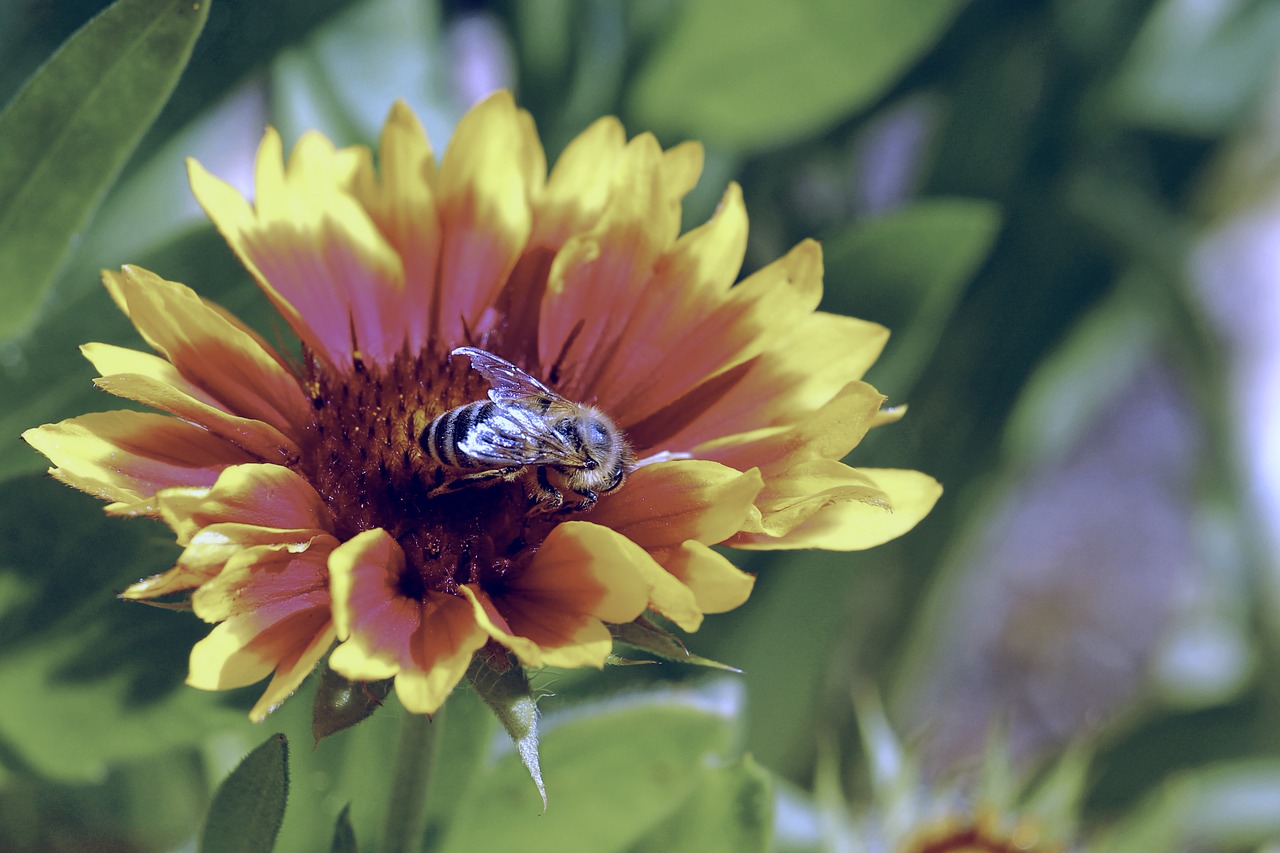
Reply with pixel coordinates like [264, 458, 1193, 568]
[418, 346, 635, 513]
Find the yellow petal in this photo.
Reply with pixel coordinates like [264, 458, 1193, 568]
[101, 266, 311, 440]
[435, 91, 541, 346]
[392, 592, 487, 715]
[661, 541, 755, 615]
[189, 129, 408, 369]
[22, 412, 254, 512]
[660, 140, 704, 201]
[532, 116, 627, 247]
[155, 463, 331, 545]
[351, 101, 441, 353]
[733, 467, 942, 551]
[84, 344, 299, 464]
[122, 525, 332, 600]
[697, 379, 885, 474]
[185, 538, 334, 717]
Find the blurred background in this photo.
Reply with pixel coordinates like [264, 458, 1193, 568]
[4, 0, 1280, 850]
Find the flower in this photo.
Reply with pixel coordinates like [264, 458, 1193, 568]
[23, 91, 940, 721]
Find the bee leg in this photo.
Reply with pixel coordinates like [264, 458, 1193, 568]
[559, 489, 598, 514]
[427, 467, 522, 498]
[526, 466, 565, 513]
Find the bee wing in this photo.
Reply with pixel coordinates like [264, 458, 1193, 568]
[451, 346, 560, 404]
[455, 401, 581, 466]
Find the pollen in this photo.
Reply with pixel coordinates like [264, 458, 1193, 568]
[299, 345, 554, 597]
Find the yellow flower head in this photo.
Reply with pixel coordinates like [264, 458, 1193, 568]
[23, 91, 940, 721]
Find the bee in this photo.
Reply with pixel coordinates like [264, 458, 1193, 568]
[419, 346, 634, 512]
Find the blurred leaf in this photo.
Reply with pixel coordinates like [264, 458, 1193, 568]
[1000, 278, 1159, 470]
[824, 198, 1002, 399]
[0, 475, 248, 781]
[628, 0, 970, 149]
[630, 756, 773, 853]
[468, 658, 546, 811]
[0, 0, 210, 341]
[1108, 0, 1280, 136]
[200, 733, 289, 853]
[1094, 761, 1280, 853]
[438, 680, 744, 853]
[422, 687, 494, 848]
[0, 748, 208, 851]
[330, 804, 358, 853]
[1, 224, 260, 485]
[269, 0, 455, 149]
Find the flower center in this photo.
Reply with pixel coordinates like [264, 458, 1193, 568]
[299, 347, 555, 597]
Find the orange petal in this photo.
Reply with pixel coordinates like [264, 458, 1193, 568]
[192, 536, 337, 623]
[101, 266, 311, 440]
[155, 463, 331, 546]
[350, 102, 441, 354]
[435, 91, 542, 346]
[537, 134, 678, 398]
[612, 239, 826, 443]
[589, 184, 749, 417]
[657, 311, 890, 450]
[461, 583, 613, 669]
[587, 459, 763, 548]
[732, 467, 942, 551]
[189, 129, 408, 369]
[328, 529, 485, 713]
[22, 411, 255, 514]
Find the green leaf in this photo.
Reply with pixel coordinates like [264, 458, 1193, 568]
[200, 733, 289, 853]
[0, 0, 211, 341]
[612, 617, 742, 671]
[630, 756, 773, 853]
[627, 0, 970, 149]
[823, 198, 1002, 398]
[467, 658, 546, 811]
[330, 804, 358, 853]
[439, 679, 744, 853]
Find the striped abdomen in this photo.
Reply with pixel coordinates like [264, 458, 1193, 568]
[419, 401, 497, 468]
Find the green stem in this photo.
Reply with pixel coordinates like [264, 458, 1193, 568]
[383, 702, 445, 853]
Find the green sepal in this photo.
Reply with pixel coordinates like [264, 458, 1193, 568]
[199, 732, 289, 853]
[612, 616, 743, 672]
[310, 664, 392, 744]
[467, 656, 546, 811]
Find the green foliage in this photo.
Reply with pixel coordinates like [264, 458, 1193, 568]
[436, 681, 748, 853]
[5, 0, 1280, 849]
[628, 0, 970, 149]
[824, 198, 1002, 397]
[0, 0, 210, 342]
[200, 733, 289, 853]
[329, 804, 358, 853]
